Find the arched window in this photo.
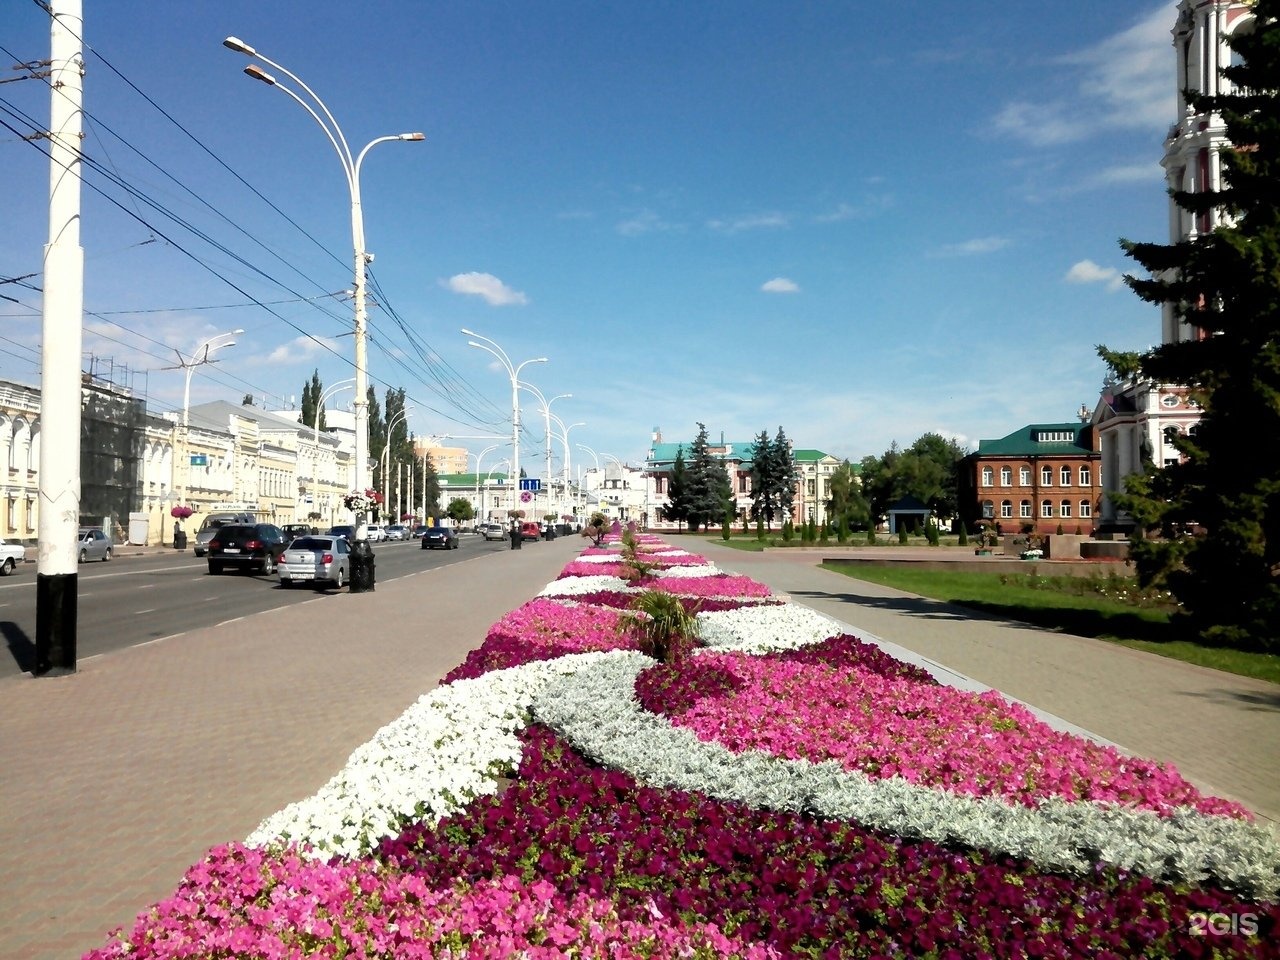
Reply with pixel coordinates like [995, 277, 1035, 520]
[981, 466, 993, 487]
[1000, 466, 1012, 486]
[1080, 500, 1092, 518]
[1079, 465, 1091, 486]
[1060, 466, 1071, 486]
[1041, 499, 1053, 518]
[1019, 500, 1031, 519]
[1000, 500, 1012, 519]
[1041, 466, 1053, 486]
[1019, 466, 1030, 486]
[1060, 500, 1071, 518]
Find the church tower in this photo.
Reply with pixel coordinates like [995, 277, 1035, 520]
[1094, 0, 1257, 529]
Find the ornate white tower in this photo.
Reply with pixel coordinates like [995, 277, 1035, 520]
[1093, 0, 1257, 529]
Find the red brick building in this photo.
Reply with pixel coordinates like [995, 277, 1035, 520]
[958, 421, 1102, 535]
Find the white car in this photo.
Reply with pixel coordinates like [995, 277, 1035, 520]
[364, 524, 386, 542]
[384, 525, 407, 541]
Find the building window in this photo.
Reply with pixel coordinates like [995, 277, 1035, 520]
[1019, 466, 1031, 486]
[981, 500, 994, 519]
[1079, 466, 1091, 486]
[1041, 500, 1053, 518]
[1080, 500, 1092, 518]
[653, 476, 664, 494]
[807, 479, 816, 496]
[738, 475, 748, 493]
[981, 466, 993, 487]
[1041, 466, 1053, 486]
[1000, 466, 1012, 486]
[1019, 500, 1031, 519]
[1000, 500, 1012, 519]
[1060, 466, 1071, 486]
[1060, 500, 1071, 518]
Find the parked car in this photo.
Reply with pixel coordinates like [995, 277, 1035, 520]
[421, 525, 459, 550]
[384, 525, 407, 541]
[206, 523, 287, 575]
[280, 535, 350, 590]
[365, 524, 386, 542]
[0, 537, 25, 576]
[480, 522, 506, 542]
[326, 524, 356, 542]
[410, 524, 429, 539]
[520, 521, 542, 542]
[280, 523, 313, 541]
[194, 512, 255, 557]
[77, 528, 113, 563]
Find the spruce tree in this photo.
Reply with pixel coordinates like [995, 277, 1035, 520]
[747, 429, 776, 528]
[665, 447, 690, 529]
[1101, 3, 1280, 653]
[770, 426, 799, 528]
[685, 422, 728, 532]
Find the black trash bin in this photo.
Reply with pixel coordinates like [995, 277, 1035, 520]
[173, 529, 187, 551]
[350, 538, 376, 592]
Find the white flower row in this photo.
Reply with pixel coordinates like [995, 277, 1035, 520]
[646, 563, 722, 579]
[538, 574, 640, 596]
[245, 653, 608, 859]
[532, 651, 1280, 900]
[697, 604, 843, 653]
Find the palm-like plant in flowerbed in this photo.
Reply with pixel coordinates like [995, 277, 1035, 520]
[628, 589, 700, 663]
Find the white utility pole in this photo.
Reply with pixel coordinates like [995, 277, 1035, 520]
[35, 0, 85, 676]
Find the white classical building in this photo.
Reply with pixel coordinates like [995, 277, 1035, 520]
[1093, 0, 1255, 529]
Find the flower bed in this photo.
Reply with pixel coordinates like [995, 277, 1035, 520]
[83, 536, 1280, 958]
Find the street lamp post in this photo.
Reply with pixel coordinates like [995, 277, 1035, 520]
[548, 414, 584, 521]
[223, 37, 424, 541]
[472, 443, 501, 522]
[180, 330, 243, 428]
[517, 381, 570, 520]
[381, 407, 413, 518]
[461, 329, 547, 488]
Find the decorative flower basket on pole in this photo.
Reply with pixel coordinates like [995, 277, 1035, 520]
[342, 489, 382, 593]
[170, 505, 193, 550]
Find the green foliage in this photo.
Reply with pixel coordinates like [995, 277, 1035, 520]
[1099, 7, 1280, 653]
[721, 508, 732, 541]
[683, 423, 733, 532]
[819, 523, 830, 545]
[755, 517, 765, 541]
[664, 447, 690, 529]
[1056, 523, 1065, 537]
[859, 434, 966, 527]
[825, 461, 869, 534]
[957, 522, 969, 546]
[866, 524, 876, 545]
[747, 426, 799, 530]
[925, 519, 941, 546]
[299, 369, 326, 433]
[781, 519, 794, 542]
[446, 498, 474, 522]
[628, 590, 700, 663]
[898, 527, 909, 545]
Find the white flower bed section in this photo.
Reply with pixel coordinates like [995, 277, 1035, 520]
[648, 563, 722, 578]
[538, 575, 636, 596]
[246, 653, 608, 859]
[533, 652, 1280, 900]
[697, 604, 843, 653]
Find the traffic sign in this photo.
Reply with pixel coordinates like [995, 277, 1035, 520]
[519, 478, 541, 492]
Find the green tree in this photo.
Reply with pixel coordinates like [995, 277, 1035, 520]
[747, 429, 777, 527]
[1100, 5, 1280, 653]
[299, 369, 326, 434]
[446, 497, 475, 523]
[826, 460, 870, 531]
[684, 423, 731, 532]
[664, 446, 690, 529]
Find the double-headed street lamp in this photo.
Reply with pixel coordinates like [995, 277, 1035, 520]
[381, 406, 414, 515]
[180, 329, 243, 428]
[223, 36, 424, 522]
[313, 378, 356, 437]
[518, 381, 570, 512]
[548, 414, 585, 518]
[461, 329, 547, 485]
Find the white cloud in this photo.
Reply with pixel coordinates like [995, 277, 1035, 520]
[1065, 259, 1125, 291]
[933, 236, 1010, 257]
[993, 3, 1175, 146]
[761, 277, 800, 294]
[706, 212, 790, 234]
[442, 272, 529, 306]
[262, 334, 339, 365]
[616, 209, 681, 236]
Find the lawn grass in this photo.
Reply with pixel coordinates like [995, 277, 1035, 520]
[820, 563, 1280, 685]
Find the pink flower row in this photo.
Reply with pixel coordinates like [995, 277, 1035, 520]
[639, 645, 1249, 818]
[85, 843, 776, 960]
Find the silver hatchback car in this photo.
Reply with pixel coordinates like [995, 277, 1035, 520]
[280, 535, 350, 590]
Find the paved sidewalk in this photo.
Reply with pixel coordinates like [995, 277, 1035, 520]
[0, 538, 581, 960]
[696, 541, 1280, 826]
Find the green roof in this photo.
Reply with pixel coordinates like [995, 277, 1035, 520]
[437, 472, 510, 486]
[647, 441, 758, 465]
[976, 423, 1093, 457]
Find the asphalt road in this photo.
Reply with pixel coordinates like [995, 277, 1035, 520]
[0, 534, 516, 680]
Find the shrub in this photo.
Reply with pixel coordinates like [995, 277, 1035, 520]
[628, 590, 700, 663]
[866, 524, 876, 545]
[898, 527, 909, 545]
[957, 522, 969, 546]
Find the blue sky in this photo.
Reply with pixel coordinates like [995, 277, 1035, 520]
[2, 1, 1177, 473]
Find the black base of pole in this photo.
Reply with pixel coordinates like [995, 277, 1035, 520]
[35, 571, 78, 676]
[349, 539, 376, 593]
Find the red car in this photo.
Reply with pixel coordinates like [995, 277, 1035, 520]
[520, 522, 542, 542]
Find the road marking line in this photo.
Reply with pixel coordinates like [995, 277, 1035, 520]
[134, 608, 156, 615]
